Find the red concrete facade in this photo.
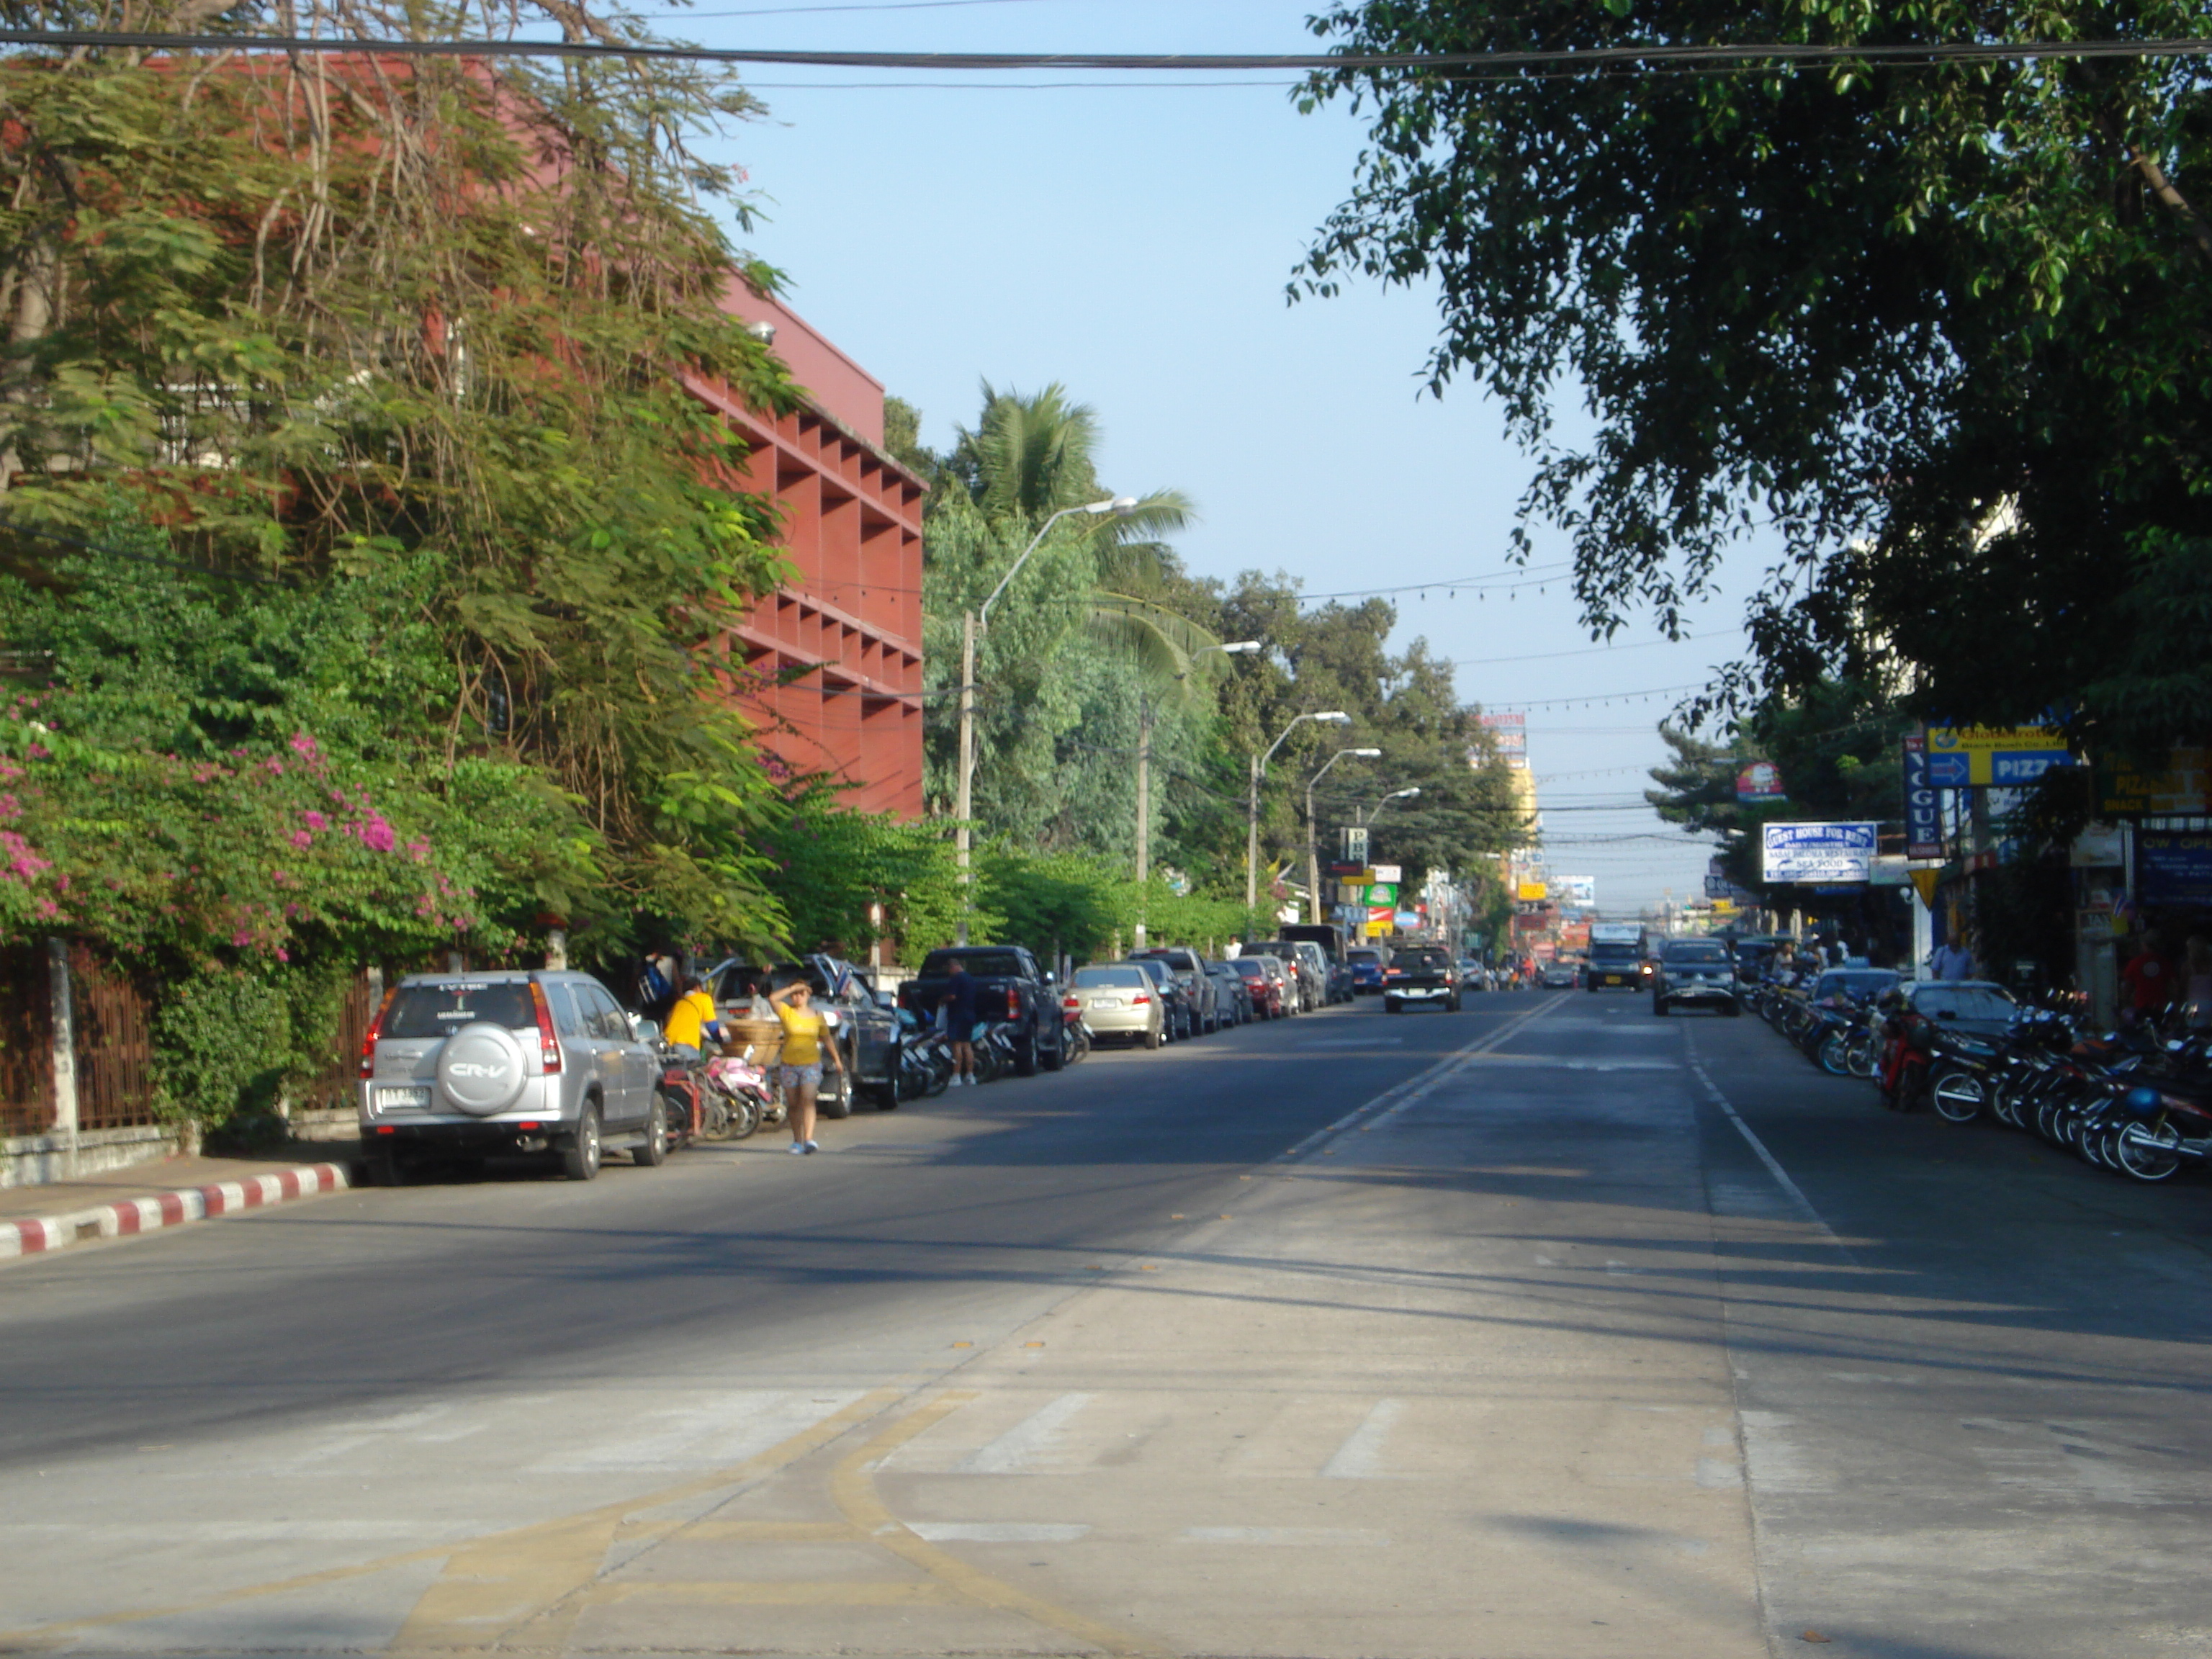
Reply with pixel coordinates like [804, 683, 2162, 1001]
[688, 287, 927, 820]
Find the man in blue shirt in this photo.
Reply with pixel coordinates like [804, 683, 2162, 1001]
[938, 958, 981, 1087]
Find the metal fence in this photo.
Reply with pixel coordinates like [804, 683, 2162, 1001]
[68, 945, 158, 1131]
[292, 971, 380, 1116]
[0, 945, 55, 1136]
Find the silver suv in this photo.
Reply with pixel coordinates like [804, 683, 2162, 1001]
[357, 971, 665, 1183]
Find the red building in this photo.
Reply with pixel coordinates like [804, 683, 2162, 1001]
[686, 286, 927, 819]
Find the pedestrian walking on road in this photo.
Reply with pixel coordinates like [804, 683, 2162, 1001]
[938, 958, 981, 1087]
[768, 976, 843, 1154]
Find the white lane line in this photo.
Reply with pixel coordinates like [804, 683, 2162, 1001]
[1182, 1527, 1390, 1545]
[1281, 996, 1563, 1163]
[954, 1393, 1095, 1474]
[906, 1521, 1092, 1542]
[1681, 1027, 1856, 1263]
[1320, 1398, 1403, 1478]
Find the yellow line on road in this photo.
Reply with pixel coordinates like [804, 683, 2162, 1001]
[827, 1393, 1174, 1659]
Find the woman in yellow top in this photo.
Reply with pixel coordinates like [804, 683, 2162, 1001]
[768, 976, 843, 1155]
[662, 974, 721, 1060]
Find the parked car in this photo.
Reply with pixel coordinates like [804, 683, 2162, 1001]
[1232, 954, 1287, 1019]
[1650, 938, 1740, 1017]
[1348, 946, 1389, 995]
[1207, 960, 1253, 1025]
[1383, 944, 1462, 1013]
[898, 945, 1066, 1075]
[1540, 958, 1581, 989]
[1458, 958, 1491, 991]
[1278, 922, 1354, 1003]
[359, 971, 662, 1183]
[1131, 947, 1220, 1035]
[1062, 963, 1166, 1048]
[706, 953, 902, 1115]
[1123, 956, 1192, 1040]
[1247, 940, 1329, 1014]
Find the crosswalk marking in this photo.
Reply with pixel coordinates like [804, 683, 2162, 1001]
[1320, 1398, 1403, 1479]
[953, 1393, 1096, 1474]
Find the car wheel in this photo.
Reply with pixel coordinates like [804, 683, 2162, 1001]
[818, 1070, 854, 1118]
[1145, 1021, 1164, 1050]
[1015, 1028, 1040, 1077]
[1040, 1025, 1066, 1071]
[364, 1149, 408, 1187]
[1653, 997, 1668, 1017]
[633, 1097, 669, 1166]
[562, 1104, 603, 1182]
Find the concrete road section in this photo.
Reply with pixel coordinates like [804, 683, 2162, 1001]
[0, 991, 2206, 1659]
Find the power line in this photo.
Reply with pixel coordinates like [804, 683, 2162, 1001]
[9, 27, 2209, 71]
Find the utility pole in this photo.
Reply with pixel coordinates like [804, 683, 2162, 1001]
[1246, 754, 1262, 911]
[954, 608, 976, 945]
[1133, 695, 1153, 950]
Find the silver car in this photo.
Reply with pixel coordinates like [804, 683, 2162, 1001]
[1064, 964, 1166, 1048]
[357, 971, 664, 1183]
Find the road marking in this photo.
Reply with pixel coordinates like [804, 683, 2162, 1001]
[1182, 1527, 1390, 1545]
[1282, 996, 1564, 1162]
[955, 1392, 1094, 1473]
[830, 1395, 1172, 1659]
[1681, 1026, 1856, 1264]
[1320, 1398, 1403, 1478]
[907, 1521, 1092, 1543]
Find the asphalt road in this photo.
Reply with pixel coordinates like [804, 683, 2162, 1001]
[1, 989, 2208, 1659]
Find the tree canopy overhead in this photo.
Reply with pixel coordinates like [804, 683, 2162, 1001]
[1297, 1, 2212, 755]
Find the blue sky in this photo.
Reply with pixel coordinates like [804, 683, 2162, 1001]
[664, 0, 1747, 911]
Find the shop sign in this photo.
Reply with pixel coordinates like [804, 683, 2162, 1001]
[1925, 724, 2077, 787]
[1367, 905, 1395, 932]
[2137, 831, 2212, 906]
[1364, 883, 1398, 907]
[1516, 881, 1548, 902]
[1736, 760, 1786, 803]
[1372, 863, 1402, 884]
[1869, 855, 1909, 886]
[2069, 822, 2126, 867]
[1902, 734, 1942, 859]
[1364, 919, 1392, 938]
[1761, 821, 1879, 884]
[2095, 747, 2212, 817]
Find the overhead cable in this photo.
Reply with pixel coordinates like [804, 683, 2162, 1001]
[6, 27, 2211, 71]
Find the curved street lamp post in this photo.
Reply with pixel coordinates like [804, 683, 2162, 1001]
[953, 496, 1136, 943]
[1246, 711, 1352, 912]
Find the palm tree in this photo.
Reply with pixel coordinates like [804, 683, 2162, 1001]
[951, 382, 1195, 574]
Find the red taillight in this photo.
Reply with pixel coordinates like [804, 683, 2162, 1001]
[1131, 994, 1151, 1006]
[529, 981, 562, 1074]
[1063, 995, 1080, 1008]
[516, 1121, 541, 1130]
[359, 986, 397, 1077]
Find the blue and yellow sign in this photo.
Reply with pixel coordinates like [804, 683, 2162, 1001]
[1925, 725, 2077, 788]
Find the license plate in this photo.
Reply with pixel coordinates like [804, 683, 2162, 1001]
[1091, 997, 1122, 1008]
[374, 1086, 431, 1110]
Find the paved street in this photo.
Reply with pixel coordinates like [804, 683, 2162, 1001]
[2, 992, 2209, 1659]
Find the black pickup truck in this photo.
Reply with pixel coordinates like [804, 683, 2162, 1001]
[1382, 944, 1463, 1014]
[897, 945, 1066, 1076]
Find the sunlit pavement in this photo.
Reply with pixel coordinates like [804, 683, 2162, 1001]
[1, 992, 2206, 1659]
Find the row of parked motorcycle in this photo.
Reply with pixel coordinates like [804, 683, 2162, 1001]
[1750, 974, 2212, 1184]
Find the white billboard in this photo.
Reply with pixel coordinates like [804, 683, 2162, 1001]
[1558, 876, 1596, 907]
[1761, 822, 1879, 884]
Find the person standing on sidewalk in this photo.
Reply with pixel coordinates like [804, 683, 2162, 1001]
[938, 957, 981, 1087]
[2121, 930, 2178, 1026]
[1930, 935, 1976, 981]
[768, 976, 842, 1154]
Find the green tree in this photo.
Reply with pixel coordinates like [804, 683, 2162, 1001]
[1297, 1, 2212, 754]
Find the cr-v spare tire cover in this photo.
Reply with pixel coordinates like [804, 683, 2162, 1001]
[436, 1021, 531, 1116]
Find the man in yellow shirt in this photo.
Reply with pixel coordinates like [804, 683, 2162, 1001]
[768, 976, 843, 1155]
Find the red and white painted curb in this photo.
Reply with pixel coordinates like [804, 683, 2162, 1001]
[0, 1162, 352, 1264]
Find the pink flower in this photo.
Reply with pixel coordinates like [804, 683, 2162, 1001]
[289, 830, 313, 848]
[0, 793, 18, 820]
[32, 897, 58, 920]
[233, 929, 253, 947]
[26, 744, 48, 761]
[405, 838, 430, 863]
[264, 757, 284, 775]
[302, 811, 328, 832]
[275, 948, 291, 963]
[289, 732, 320, 760]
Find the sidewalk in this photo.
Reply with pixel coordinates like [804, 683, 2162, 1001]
[0, 1147, 364, 1264]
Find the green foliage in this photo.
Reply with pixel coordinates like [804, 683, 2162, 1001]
[764, 788, 979, 966]
[1298, 1, 2212, 752]
[150, 968, 289, 1124]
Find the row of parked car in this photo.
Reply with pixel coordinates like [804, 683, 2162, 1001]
[353, 932, 1378, 1182]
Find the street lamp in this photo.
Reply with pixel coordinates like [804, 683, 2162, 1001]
[1130, 639, 1260, 949]
[1306, 747, 1380, 924]
[1246, 711, 1350, 910]
[954, 496, 1138, 942]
